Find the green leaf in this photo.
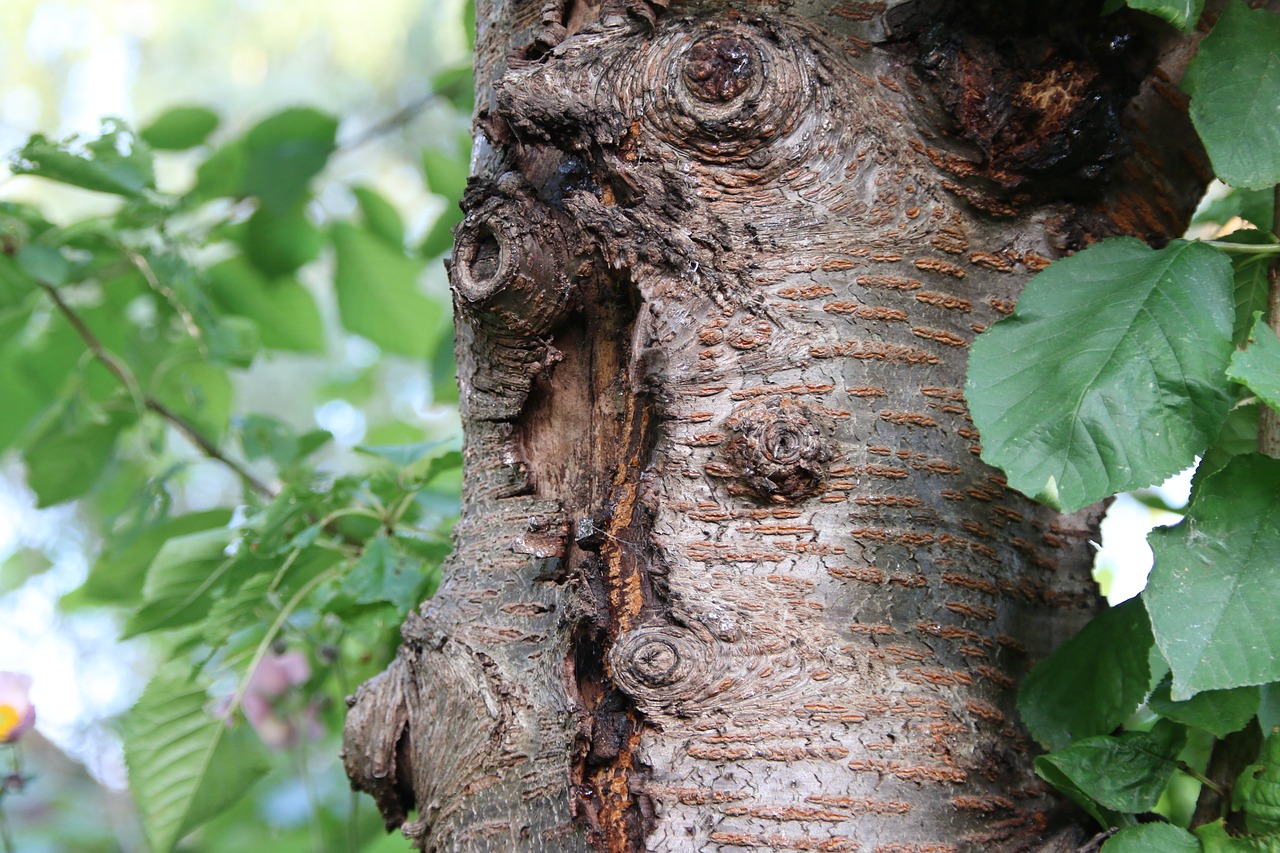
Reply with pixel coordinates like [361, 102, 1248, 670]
[16, 245, 69, 285]
[124, 528, 235, 637]
[340, 535, 423, 611]
[1149, 674, 1260, 737]
[1035, 721, 1186, 815]
[1147, 455, 1280, 699]
[1124, 0, 1204, 30]
[419, 204, 463, 259]
[332, 223, 443, 358]
[1194, 403, 1260, 497]
[237, 415, 300, 465]
[151, 360, 233, 444]
[1228, 315, 1280, 413]
[1233, 252, 1274, 349]
[1102, 822, 1201, 853]
[967, 238, 1235, 512]
[22, 408, 136, 508]
[241, 108, 337, 214]
[78, 510, 233, 605]
[1263, 686, 1280, 734]
[1018, 598, 1154, 751]
[422, 146, 469, 202]
[1236, 728, 1280, 835]
[352, 186, 405, 248]
[10, 118, 156, 197]
[1197, 819, 1280, 852]
[241, 204, 323, 277]
[206, 315, 261, 369]
[1194, 186, 1275, 233]
[123, 668, 270, 853]
[140, 107, 220, 151]
[191, 142, 247, 201]
[206, 257, 324, 352]
[1183, 1, 1280, 189]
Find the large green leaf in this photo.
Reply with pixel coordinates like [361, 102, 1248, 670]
[123, 669, 270, 853]
[967, 238, 1234, 512]
[340, 535, 423, 612]
[241, 108, 337, 214]
[1183, 1, 1280, 190]
[1147, 455, 1280, 698]
[1236, 728, 1280, 835]
[124, 528, 235, 637]
[241, 204, 323, 277]
[22, 408, 137, 508]
[140, 107, 220, 151]
[206, 257, 324, 352]
[1102, 823, 1201, 853]
[78, 510, 233, 605]
[1149, 674, 1260, 737]
[10, 118, 156, 197]
[1228, 314, 1280, 413]
[1018, 598, 1154, 751]
[332, 223, 444, 358]
[1035, 721, 1186, 815]
[1125, 0, 1204, 30]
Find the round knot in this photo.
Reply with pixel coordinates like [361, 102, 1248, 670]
[683, 35, 755, 102]
[722, 397, 835, 502]
[629, 638, 681, 686]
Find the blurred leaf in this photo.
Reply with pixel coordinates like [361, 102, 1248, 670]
[1228, 314, 1280, 413]
[140, 107, 220, 151]
[419, 204, 463, 258]
[431, 327, 459, 402]
[0, 549, 53, 594]
[123, 668, 270, 853]
[423, 146, 469, 202]
[206, 257, 325, 352]
[1124, 0, 1203, 30]
[1148, 455, 1280, 698]
[1149, 674, 1260, 737]
[355, 438, 454, 469]
[192, 142, 248, 200]
[11, 118, 155, 197]
[332, 223, 443, 358]
[341, 535, 422, 611]
[242, 203, 324, 277]
[124, 528, 235, 637]
[152, 360, 233, 444]
[1183, 1, 1280, 189]
[431, 65, 475, 113]
[1018, 598, 1154, 751]
[1235, 728, 1280, 834]
[206, 315, 261, 368]
[967, 238, 1234, 512]
[79, 510, 233, 605]
[242, 108, 338, 214]
[1102, 823, 1201, 853]
[23, 408, 137, 508]
[353, 186, 405, 248]
[16, 245, 69, 285]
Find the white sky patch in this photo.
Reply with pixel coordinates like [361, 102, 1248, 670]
[1093, 467, 1194, 604]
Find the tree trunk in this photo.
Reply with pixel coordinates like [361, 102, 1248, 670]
[344, 1, 1210, 850]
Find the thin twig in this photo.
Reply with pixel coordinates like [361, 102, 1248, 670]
[1258, 185, 1280, 458]
[339, 91, 441, 153]
[37, 281, 277, 499]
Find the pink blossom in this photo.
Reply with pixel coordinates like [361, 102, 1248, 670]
[0, 672, 35, 744]
[241, 652, 320, 750]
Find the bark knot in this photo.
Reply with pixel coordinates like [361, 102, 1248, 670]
[722, 397, 835, 502]
[683, 34, 755, 102]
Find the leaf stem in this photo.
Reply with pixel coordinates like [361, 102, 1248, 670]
[1201, 239, 1280, 254]
[37, 280, 277, 498]
[1258, 185, 1280, 458]
[1178, 760, 1226, 797]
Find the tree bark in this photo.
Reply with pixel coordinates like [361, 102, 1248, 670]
[344, 2, 1212, 850]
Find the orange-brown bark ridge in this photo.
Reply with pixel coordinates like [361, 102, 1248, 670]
[342, 1, 1213, 850]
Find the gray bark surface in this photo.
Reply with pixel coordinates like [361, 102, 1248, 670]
[344, 2, 1212, 850]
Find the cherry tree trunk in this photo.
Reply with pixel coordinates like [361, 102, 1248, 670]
[344, 1, 1209, 850]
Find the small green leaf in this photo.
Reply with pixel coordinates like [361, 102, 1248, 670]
[355, 438, 454, 469]
[241, 108, 337, 214]
[22, 408, 136, 508]
[123, 668, 270, 853]
[1228, 315, 1280, 413]
[1125, 0, 1204, 30]
[352, 186, 405, 248]
[1183, 1, 1280, 189]
[1102, 822, 1201, 853]
[124, 528, 234, 637]
[1149, 674, 1260, 737]
[1196, 818, 1280, 852]
[206, 257, 324, 352]
[1148, 455, 1280, 698]
[341, 535, 423, 612]
[78, 510, 233, 605]
[206, 315, 261, 369]
[1018, 598, 1154, 751]
[332, 223, 444, 358]
[1236, 728, 1280, 835]
[16, 245, 69, 285]
[241, 204, 323, 277]
[140, 107, 220, 151]
[151, 360, 233, 444]
[11, 118, 156, 197]
[967, 238, 1234, 512]
[1035, 721, 1186, 815]
[237, 415, 299, 465]
[191, 142, 247, 201]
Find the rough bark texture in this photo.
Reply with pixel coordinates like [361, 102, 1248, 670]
[344, 2, 1213, 850]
